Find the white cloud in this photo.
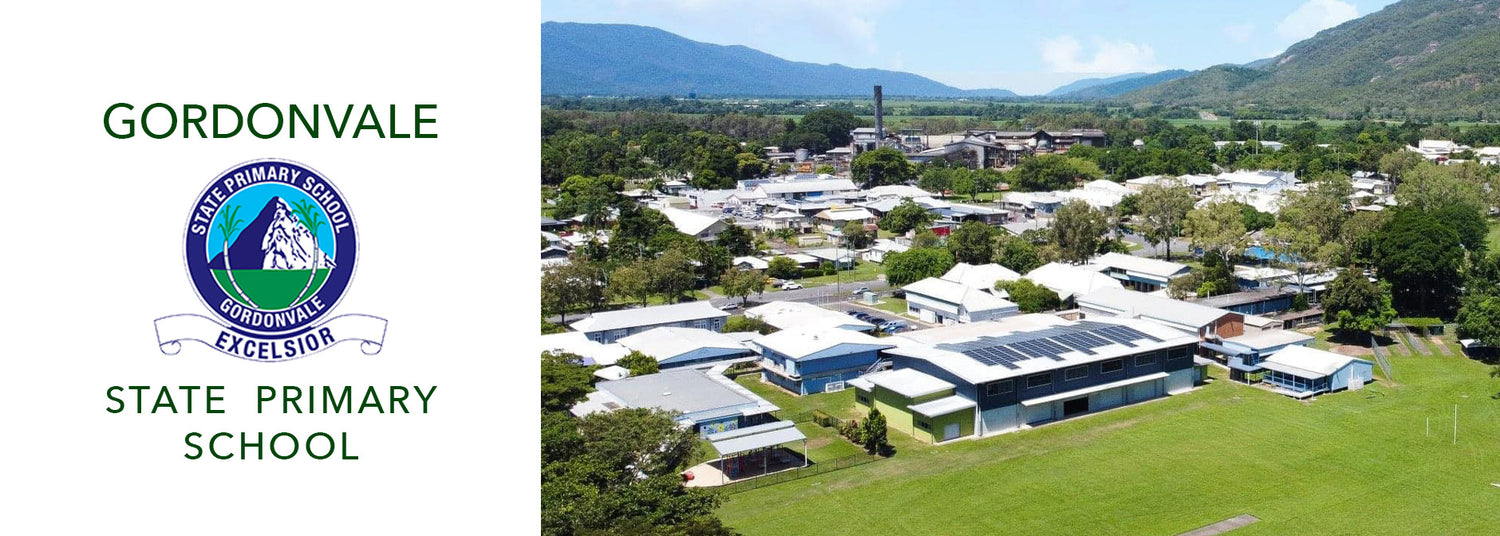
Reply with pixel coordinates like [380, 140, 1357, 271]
[1276, 0, 1357, 42]
[1225, 23, 1255, 44]
[1039, 35, 1163, 74]
[614, 0, 895, 57]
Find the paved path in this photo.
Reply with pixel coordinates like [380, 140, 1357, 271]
[1432, 337, 1452, 356]
[1404, 329, 1431, 356]
[1175, 514, 1259, 536]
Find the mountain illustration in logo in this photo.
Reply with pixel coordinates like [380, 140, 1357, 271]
[208, 197, 336, 270]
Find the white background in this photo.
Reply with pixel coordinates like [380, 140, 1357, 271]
[0, 2, 538, 532]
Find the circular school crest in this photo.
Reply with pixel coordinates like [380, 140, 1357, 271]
[155, 158, 385, 361]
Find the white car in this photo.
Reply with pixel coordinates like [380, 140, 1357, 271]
[780, 281, 803, 290]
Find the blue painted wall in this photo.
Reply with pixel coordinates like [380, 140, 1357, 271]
[660, 347, 752, 369]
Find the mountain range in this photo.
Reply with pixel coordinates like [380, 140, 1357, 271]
[542, 22, 1016, 98]
[1120, 0, 1500, 116]
[208, 197, 335, 271]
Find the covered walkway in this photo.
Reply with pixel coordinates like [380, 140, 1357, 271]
[684, 421, 807, 487]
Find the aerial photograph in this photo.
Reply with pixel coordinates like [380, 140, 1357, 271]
[538, 1, 1500, 534]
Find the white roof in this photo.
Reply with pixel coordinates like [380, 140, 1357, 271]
[814, 207, 876, 221]
[862, 184, 933, 199]
[659, 207, 727, 237]
[706, 420, 806, 456]
[801, 247, 856, 262]
[1225, 329, 1314, 350]
[1219, 170, 1296, 187]
[908, 395, 977, 418]
[540, 332, 631, 365]
[941, 263, 1021, 289]
[1083, 179, 1133, 194]
[862, 368, 955, 398]
[1261, 345, 1371, 377]
[733, 256, 769, 269]
[1234, 265, 1295, 281]
[903, 277, 1018, 313]
[1196, 191, 1284, 214]
[1091, 252, 1190, 280]
[569, 302, 730, 334]
[1078, 287, 1236, 330]
[751, 327, 893, 360]
[616, 327, 749, 361]
[744, 301, 875, 332]
[886, 314, 1198, 384]
[763, 211, 806, 220]
[1003, 191, 1063, 206]
[871, 238, 910, 254]
[1024, 262, 1123, 300]
[757, 178, 858, 195]
[594, 365, 630, 381]
[778, 253, 818, 264]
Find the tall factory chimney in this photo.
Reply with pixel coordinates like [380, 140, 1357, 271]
[873, 85, 884, 142]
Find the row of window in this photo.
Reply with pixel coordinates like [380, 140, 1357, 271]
[982, 346, 1194, 396]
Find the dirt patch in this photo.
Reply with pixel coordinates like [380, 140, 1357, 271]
[1330, 344, 1374, 356]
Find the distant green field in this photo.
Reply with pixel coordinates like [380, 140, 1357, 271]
[1166, 118, 1361, 128]
[718, 333, 1500, 534]
[213, 269, 329, 309]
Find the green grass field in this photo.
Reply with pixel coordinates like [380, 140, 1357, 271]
[718, 336, 1500, 534]
[795, 262, 884, 288]
[212, 269, 329, 309]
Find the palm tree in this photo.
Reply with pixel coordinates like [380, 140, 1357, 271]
[215, 205, 257, 307]
[289, 199, 328, 307]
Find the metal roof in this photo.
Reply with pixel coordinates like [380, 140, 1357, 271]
[1261, 346, 1371, 378]
[864, 368, 955, 398]
[1077, 287, 1236, 330]
[569, 302, 730, 334]
[909, 395, 977, 418]
[942, 263, 1021, 290]
[616, 327, 750, 361]
[707, 420, 806, 456]
[1224, 329, 1314, 351]
[745, 301, 875, 332]
[751, 327, 892, 360]
[595, 369, 759, 416]
[903, 277, 1018, 313]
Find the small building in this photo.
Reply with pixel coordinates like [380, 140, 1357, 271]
[753, 328, 895, 395]
[616, 327, 755, 369]
[733, 256, 769, 271]
[1024, 262, 1123, 302]
[540, 331, 630, 366]
[863, 238, 910, 264]
[659, 207, 732, 242]
[1218, 170, 1298, 193]
[570, 369, 779, 435]
[852, 369, 974, 444]
[801, 247, 858, 269]
[1090, 252, 1190, 292]
[903, 277, 1020, 324]
[1203, 329, 1314, 382]
[1192, 289, 1296, 316]
[759, 211, 811, 233]
[812, 206, 876, 232]
[745, 301, 875, 333]
[541, 216, 569, 232]
[1077, 287, 1244, 341]
[570, 301, 731, 344]
[1258, 346, 1375, 398]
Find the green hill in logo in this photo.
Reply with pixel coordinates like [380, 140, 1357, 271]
[207, 197, 337, 311]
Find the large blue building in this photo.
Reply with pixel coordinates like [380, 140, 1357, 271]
[617, 327, 754, 369]
[569, 301, 730, 343]
[753, 328, 894, 395]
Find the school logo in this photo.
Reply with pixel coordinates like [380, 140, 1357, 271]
[154, 158, 387, 361]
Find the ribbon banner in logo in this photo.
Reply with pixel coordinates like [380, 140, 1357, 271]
[154, 314, 387, 361]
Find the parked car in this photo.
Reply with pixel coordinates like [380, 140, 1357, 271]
[850, 287, 871, 296]
[852, 312, 874, 321]
[891, 290, 906, 299]
[844, 310, 863, 317]
[720, 302, 741, 311]
[780, 281, 803, 290]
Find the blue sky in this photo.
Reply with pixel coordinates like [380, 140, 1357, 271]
[206, 183, 336, 262]
[542, 0, 1399, 95]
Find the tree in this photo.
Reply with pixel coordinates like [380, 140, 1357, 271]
[542, 260, 605, 322]
[616, 351, 660, 376]
[995, 278, 1060, 313]
[1321, 268, 1396, 336]
[719, 268, 765, 305]
[862, 408, 889, 455]
[715, 223, 755, 256]
[1052, 200, 1108, 264]
[1235, 202, 1275, 232]
[877, 199, 936, 234]
[947, 221, 996, 264]
[852, 147, 916, 187]
[918, 167, 955, 196]
[766, 256, 801, 280]
[1194, 253, 1237, 298]
[814, 164, 836, 175]
[734, 152, 767, 181]
[287, 199, 329, 306]
[993, 234, 1044, 273]
[652, 249, 697, 303]
[1182, 202, 1248, 264]
[213, 204, 257, 307]
[796, 108, 860, 149]
[1010, 155, 1103, 192]
[1457, 295, 1500, 348]
[884, 247, 955, 286]
[612, 204, 676, 260]
[608, 260, 653, 307]
[553, 174, 623, 228]
[911, 229, 941, 249]
[723, 315, 774, 334]
[1134, 180, 1195, 260]
[1374, 208, 1463, 315]
[541, 351, 595, 412]
[841, 221, 873, 249]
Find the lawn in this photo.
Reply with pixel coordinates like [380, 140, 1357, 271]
[1486, 219, 1500, 252]
[794, 261, 884, 288]
[718, 339, 1500, 534]
[212, 269, 329, 309]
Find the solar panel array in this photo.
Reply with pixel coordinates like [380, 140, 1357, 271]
[935, 321, 1162, 370]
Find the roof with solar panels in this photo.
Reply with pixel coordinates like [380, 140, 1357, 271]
[885, 314, 1198, 384]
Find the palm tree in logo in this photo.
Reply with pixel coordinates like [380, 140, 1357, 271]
[289, 199, 328, 307]
[215, 205, 258, 308]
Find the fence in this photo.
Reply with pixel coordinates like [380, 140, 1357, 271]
[1370, 334, 1395, 381]
[716, 452, 885, 495]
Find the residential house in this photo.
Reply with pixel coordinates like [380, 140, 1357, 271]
[732, 256, 769, 271]
[570, 369, 779, 435]
[753, 328, 896, 395]
[1219, 170, 1298, 193]
[903, 277, 1020, 324]
[866, 314, 1200, 440]
[759, 211, 811, 233]
[659, 207, 731, 242]
[569, 301, 731, 343]
[1057, 180, 1134, 210]
[812, 206, 877, 233]
[864, 238, 910, 264]
[801, 247, 858, 269]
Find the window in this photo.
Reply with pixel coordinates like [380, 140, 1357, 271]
[917, 420, 931, 431]
[1101, 359, 1124, 374]
[985, 380, 1013, 397]
[1168, 346, 1191, 361]
[1026, 373, 1051, 389]
[856, 392, 871, 405]
[1065, 366, 1088, 381]
[1136, 353, 1158, 367]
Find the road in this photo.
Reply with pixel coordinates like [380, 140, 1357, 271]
[714, 278, 890, 308]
